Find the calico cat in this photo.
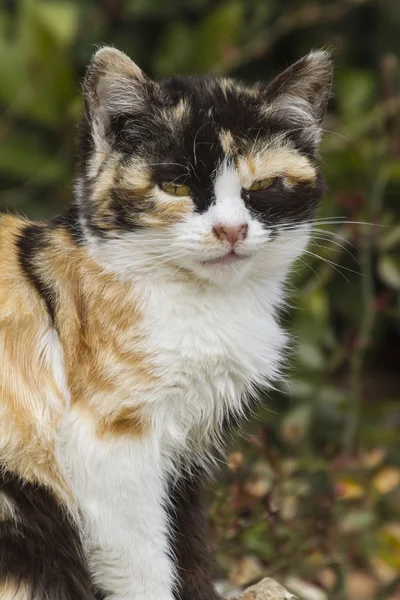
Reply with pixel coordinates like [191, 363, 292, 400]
[0, 47, 332, 599]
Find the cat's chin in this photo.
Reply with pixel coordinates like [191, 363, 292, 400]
[188, 254, 254, 286]
[200, 250, 250, 267]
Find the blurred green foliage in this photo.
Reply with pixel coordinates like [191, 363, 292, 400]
[0, 1, 399, 599]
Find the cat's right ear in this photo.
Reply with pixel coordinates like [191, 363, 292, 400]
[83, 47, 152, 151]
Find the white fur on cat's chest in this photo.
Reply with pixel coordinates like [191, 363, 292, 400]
[57, 276, 285, 599]
[134, 276, 285, 452]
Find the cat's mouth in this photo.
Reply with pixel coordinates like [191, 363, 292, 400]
[200, 250, 249, 266]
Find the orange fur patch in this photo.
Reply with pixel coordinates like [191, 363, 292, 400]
[0, 217, 73, 506]
[146, 197, 192, 227]
[219, 129, 235, 156]
[0, 210, 158, 506]
[237, 144, 317, 188]
[96, 405, 148, 438]
[36, 228, 157, 438]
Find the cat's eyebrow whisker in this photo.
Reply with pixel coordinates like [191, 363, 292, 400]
[146, 162, 191, 173]
[192, 121, 214, 166]
[249, 127, 265, 156]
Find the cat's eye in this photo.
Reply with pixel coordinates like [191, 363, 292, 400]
[161, 182, 192, 197]
[249, 177, 277, 191]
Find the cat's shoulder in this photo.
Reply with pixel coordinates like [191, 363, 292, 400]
[0, 214, 45, 314]
[0, 214, 71, 499]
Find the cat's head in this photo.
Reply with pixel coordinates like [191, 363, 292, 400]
[76, 47, 332, 286]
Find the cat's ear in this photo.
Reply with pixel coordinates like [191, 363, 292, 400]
[83, 47, 153, 150]
[264, 50, 333, 126]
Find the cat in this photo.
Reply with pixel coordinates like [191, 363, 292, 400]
[0, 47, 332, 599]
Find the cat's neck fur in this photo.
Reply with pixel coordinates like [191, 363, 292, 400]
[29, 215, 286, 451]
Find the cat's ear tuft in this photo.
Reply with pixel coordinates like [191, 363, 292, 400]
[265, 50, 333, 124]
[83, 47, 152, 149]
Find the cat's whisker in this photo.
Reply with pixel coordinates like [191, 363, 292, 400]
[303, 249, 359, 280]
[192, 121, 213, 166]
[146, 162, 191, 174]
[309, 240, 357, 262]
[310, 235, 357, 258]
[311, 227, 354, 244]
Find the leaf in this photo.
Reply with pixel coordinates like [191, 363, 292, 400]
[296, 342, 326, 371]
[340, 509, 375, 533]
[380, 226, 400, 251]
[0, 135, 66, 183]
[373, 467, 400, 495]
[194, 0, 243, 72]
[229, 556, 267, 586]
[154, 0, 243, 76]
[245, 477, 270, 498]
[360, 447, 386, 469]
[227, 452, 244, 471]
[336, 478, 365, 500]
[280, 404, 312, 444]
[336, 70, 376, 116]
[153, 22, 195, 76]
[347, 572, 377, 600]
[377, 255, 400, 290]
[34, 2, 79, 47]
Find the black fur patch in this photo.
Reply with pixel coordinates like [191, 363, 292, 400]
[17, 224, 58, 323]
[167, 466, 222, 600]
[51, 204, 86, 245]
[17, 210, 87, 323]
[245, 174, 324, 227]
[0, 470, 96, 600]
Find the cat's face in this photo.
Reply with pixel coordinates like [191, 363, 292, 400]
[76, 48, 332, 285]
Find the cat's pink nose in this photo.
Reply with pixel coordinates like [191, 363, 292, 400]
[213, 223, 248, 246]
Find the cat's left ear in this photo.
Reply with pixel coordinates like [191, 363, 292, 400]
[83, 47, 154, 150]
[264, 50, 333, 130]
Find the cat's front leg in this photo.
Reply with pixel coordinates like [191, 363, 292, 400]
[61, 423, 177, 600]
[91, 540, 176, 600]
[85, 478, 177, 600]
[167, 466, 223, 600]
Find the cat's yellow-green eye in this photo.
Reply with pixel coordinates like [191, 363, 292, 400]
[161, 183, 192, 197]
[249, 177, 277, 191]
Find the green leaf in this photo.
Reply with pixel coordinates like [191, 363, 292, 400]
[281, 404, 312, 444]
[378, 255, 400, 290]
[336, 70, 376, 117]
[154, 0, 243, 76]
[296, 342, 326, 371]
[0, 135, 67, 183]
[380, 226, 400, 252]
[34, 2, 79, 47]
[194, 0, 243, 72]
[341, 510, 375, 533]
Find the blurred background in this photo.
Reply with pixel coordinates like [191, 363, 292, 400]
[0, 0, 399, 598]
